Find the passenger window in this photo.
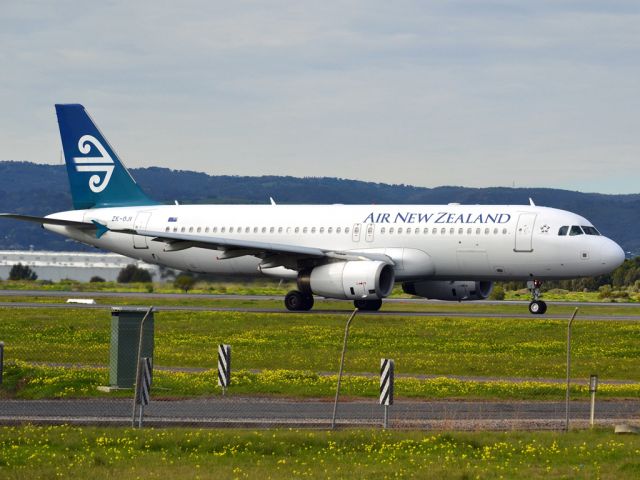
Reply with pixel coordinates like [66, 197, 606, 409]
[424, 228, 429, 234]
[181, 227, 186, 233]
[213, 227, 218, 233]
[229, 227, 234, 233]
[303, 227, 308, 234]
[432, 228, 437, 234]
[414, 228, 419, 234]
[165, 227, 170, 232]
[221, 227, 226, 233]
[458, 228, 463, 235]
[262, 227, 267, 233]
[493, 228, 498, 234]
[270, 227, 275, 233]
[328, 227, 333, 234]
[476, 228, 481, 235]
[381, 227, 386, 234]
[569, 225, 584, 236]
[320, 227, 325, 233]
[467, 228, 472, 234]
[502, 228, 507, 234]
[398, 227, 403, 234]
[205, 227, 210, 233]
[450, 228, 455, 235]
[189, 227, 194, 233]
[336, 227, 341, 234]
[254, 227, 258, 233]
[484, 228, 490, 234]
[173, 227, 177, 232]
[441, 228, 446, 234]
[311, 227, 316, 234]
[389, 227, 394, 234]
[345, 227, 350, 234]
[278, 227, 283, 233]
[197, 227, 201, 233]
[295, 227, 299, 233]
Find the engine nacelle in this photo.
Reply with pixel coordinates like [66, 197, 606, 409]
[402, 280, 493, 301]
[299, 261, 395, 300]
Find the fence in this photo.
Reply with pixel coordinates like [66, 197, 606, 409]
[0, 301, 639, 429]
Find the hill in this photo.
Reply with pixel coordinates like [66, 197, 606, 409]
[0, 161, 638, 255]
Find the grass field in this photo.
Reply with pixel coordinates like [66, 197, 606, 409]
[1, 426, 639, 479]
[0, 303, 639, 400]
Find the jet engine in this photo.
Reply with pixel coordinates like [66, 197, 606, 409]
[402, 280, 493, 301]
[298, 261, 395, 300]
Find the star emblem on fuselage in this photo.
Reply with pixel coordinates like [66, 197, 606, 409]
[540, 224, 550, 233]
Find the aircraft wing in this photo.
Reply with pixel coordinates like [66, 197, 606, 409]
[117, 227, 394, 269]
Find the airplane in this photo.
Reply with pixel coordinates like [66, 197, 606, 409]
[0, 104, 626, 314]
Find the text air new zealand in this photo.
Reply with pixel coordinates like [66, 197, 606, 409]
[1, 104, 625, 314]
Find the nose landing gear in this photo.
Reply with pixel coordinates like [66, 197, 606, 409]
[527, 280, 547, 315]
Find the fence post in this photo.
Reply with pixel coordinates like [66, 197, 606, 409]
[380, 358, 394, 428]
[589, 374, 598, 428]
[131, 307, 154, 427]
[331, 308, 359, 429]
[565, 307, 578, 432]
[0, 341, 4, 385]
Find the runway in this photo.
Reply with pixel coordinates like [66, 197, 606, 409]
[1, 397, 638, 430]
[0, 300, 639, 321]
[1, 289, 639, 308]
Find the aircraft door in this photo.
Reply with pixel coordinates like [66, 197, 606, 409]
[352, 223, 361, 242]
[514, 213, 536, 252]
[133, 212, 152, 249]
[365, 223, 375, 242]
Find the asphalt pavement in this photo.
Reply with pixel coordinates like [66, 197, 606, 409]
[1, 397, 638, 430]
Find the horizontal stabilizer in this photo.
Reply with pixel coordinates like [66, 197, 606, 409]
[0, 213, 93, 229]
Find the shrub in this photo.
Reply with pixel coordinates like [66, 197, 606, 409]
[9, 263, 37, 281]
[89, 276, 106, 283]
[174, 274, 196, 293]
[117, 264, 152, 283]
[489, 285, 505, 300]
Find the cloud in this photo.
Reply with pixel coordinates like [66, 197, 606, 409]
[0, 1, 638, 193]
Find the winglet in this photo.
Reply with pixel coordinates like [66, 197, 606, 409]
[529, 197, 536, 207]
[91, 220, 109, 239]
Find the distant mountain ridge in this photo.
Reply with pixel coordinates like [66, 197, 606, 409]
[1, 161, 638, 255]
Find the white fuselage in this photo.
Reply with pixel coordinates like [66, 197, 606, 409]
[44, 203, 624, 282]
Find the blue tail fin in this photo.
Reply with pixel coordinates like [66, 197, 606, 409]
[55, 104, 157, 209]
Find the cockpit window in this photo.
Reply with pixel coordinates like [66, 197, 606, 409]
[558, 226, 569, 236]
[569, 225, 584, 236]
[582, 226, 600, 236]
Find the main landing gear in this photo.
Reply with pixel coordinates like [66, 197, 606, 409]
[284, 290, 314, 311]
[354, 298, 383, 311]
[528, 280, 547, 315]
[284, 291, 383, 312]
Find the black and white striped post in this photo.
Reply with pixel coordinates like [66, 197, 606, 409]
[380, 358, 394, 428]
[218, 344, 231, 395]
[136, 356, 153, 427]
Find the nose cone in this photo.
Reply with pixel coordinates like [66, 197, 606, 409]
[601, 238, 625, 271]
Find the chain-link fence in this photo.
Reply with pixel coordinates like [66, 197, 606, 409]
[1, 302, 639, 430]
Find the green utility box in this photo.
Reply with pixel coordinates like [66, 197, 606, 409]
[109, 307, 154, 388]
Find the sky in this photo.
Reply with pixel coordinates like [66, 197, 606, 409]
[1, 1, 639, 194]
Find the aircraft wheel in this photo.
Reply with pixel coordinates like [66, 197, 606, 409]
[528, 300, 546, 315]
[284, 290, 314, 311]
[354, 298, 383, 311]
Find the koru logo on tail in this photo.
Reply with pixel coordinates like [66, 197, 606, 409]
[73, 135, 115, 193]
